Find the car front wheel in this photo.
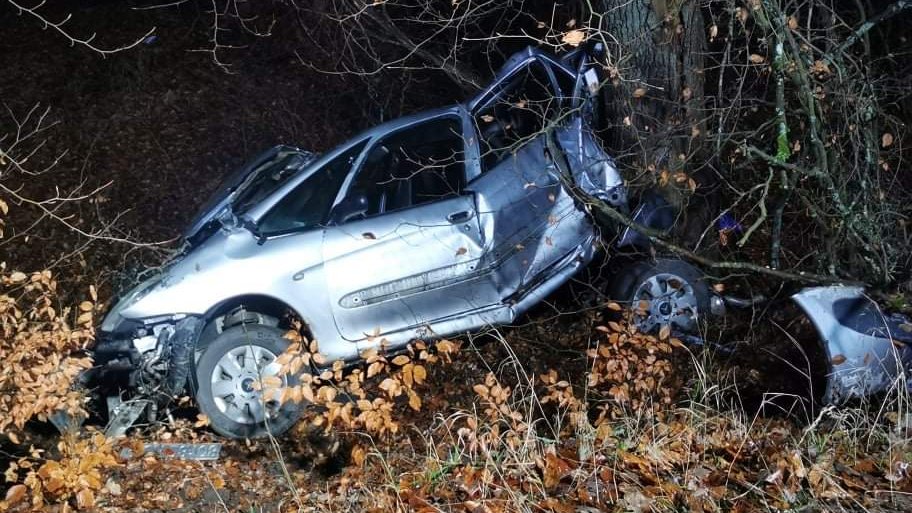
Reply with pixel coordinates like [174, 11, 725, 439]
[194, 324, 301, 439]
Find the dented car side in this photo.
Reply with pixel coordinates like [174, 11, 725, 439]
[91, 46, 624, 438]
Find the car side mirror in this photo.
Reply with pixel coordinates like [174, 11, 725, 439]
[329, 192, 369, 225]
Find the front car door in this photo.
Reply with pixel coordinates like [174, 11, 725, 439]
[322, 111, 499, 342]
[466, 52, 601, 300]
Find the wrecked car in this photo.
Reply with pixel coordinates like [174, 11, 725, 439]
[89, 45, 651, 439]
[86, 44, 911, 441]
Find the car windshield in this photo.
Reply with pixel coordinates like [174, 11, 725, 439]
[232, 149, 315, 215]
[257, 141, 366, 234]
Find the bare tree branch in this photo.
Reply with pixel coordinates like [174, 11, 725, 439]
[6, 0, 154, 56]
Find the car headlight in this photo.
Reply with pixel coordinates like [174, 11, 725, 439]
[100, 277, 162, 333]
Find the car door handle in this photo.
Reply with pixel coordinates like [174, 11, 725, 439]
[446, 210, 474, 224]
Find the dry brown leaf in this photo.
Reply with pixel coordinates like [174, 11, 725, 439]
[882, 133, 894, 148]
[749, 54, 766, 64]
[194, 413, 210, 427]
[391, 354, 410, 366]
[632, 87, 647, 99]
[832, 354, 847, 365]
[367, 361, 384, 378]
[413, 365, 427, 384]
[76, 488, 95, 510]
[436, 339, 457, 353]
[407, 390, 421, 411]
[351, 445, 366, 466]
[811, 60, 831, 75]
[5, 484, 26, 505]
[562, 29, 586, 47]
[543, 453, 573, 489]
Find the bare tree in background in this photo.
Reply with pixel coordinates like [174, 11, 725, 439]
[4, 0, 910, 286]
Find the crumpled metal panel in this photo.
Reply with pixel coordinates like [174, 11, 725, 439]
[793, 286, 912, 403]
[553, 123, 624, 206]
[99, 46, 627, 366]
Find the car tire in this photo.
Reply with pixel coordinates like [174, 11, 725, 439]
[609, 258, 711, 334]
[194, 324, 301, 439]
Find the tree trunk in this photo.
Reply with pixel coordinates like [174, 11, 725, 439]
[598, 0, 712, 247]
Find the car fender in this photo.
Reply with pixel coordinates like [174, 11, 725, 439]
[116, 228, 339, 352]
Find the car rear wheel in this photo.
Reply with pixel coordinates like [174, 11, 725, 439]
[609, 258, 710, 334]
[194, 324, 301, 439]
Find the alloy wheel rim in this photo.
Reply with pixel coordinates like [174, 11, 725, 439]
[209, 344, 283, 425]
[631, 273, 699, 334]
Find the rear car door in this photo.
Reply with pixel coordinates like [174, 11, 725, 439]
[322, 112, 498, 341]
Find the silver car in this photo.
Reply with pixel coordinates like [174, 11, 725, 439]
[89, 45, 912, 440]
[90, 46, 631, 438]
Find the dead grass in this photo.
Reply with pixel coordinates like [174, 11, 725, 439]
[2, 284, 912, 513]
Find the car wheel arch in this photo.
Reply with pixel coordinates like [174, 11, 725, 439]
[196, 294, 313, 350]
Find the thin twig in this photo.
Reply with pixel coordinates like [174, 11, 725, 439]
[6, 0, 154, 56]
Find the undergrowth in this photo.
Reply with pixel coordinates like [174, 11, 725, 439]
[2, 296, 911, 512]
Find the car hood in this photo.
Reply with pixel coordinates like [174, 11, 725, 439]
[183, 145, 317, 243]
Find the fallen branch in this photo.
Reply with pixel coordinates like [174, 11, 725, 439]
[544, 134, 863, 286]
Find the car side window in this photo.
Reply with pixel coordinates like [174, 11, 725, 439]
[258, 141, 366, 234]
[343, 116, 466, 218]
[474, 61, 559, 173]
